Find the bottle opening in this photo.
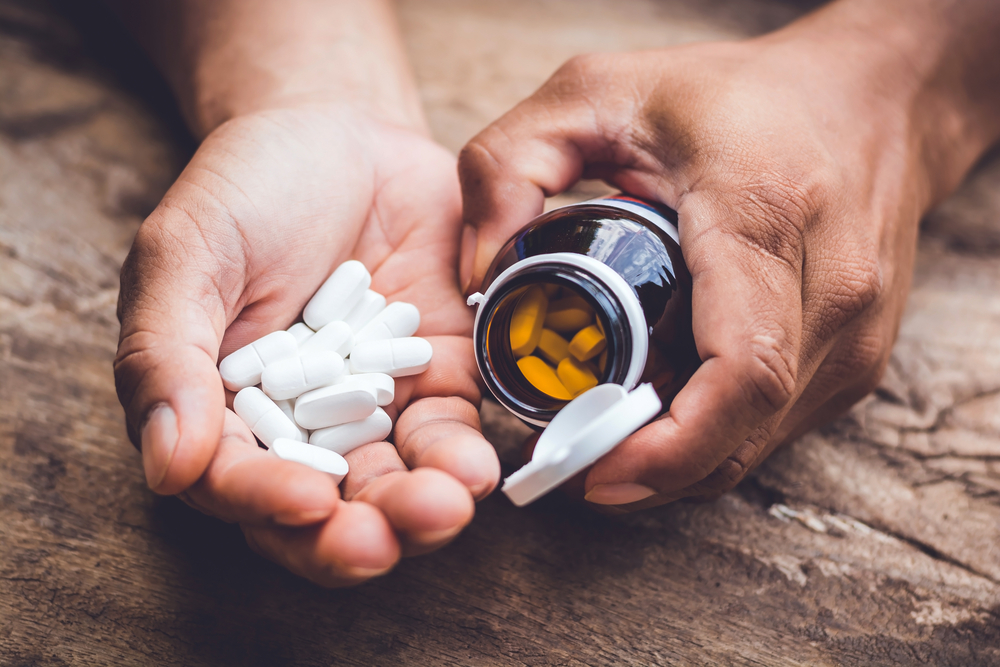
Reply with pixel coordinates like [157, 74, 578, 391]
[476, 266, 632, 424]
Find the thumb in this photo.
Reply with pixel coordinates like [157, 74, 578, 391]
[114, 211, 234, 496]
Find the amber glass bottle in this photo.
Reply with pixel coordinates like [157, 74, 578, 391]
[468, 195, 701, 427]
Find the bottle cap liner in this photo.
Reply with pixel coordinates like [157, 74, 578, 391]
[502, 383, 662, 506]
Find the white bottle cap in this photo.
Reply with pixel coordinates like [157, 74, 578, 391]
[501, 383, 661, 507]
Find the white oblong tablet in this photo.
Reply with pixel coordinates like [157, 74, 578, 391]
[299, 320, 354, 358]
[343, 290, 387, 332]
[274, 398, 309, 441]
[286, 322, 315, 344]
[349, 337, 433, 377]
[354, 301, 421, 344]
[219, 330, 296, 391]
[270, 438, 349, 484]
[335, 373, 394, 406]
[261, 351, 345, 401]
[233, 387, 303, 446]
[309, 408, 393, 456]
[303, 260, 371, 330]
[294, 382, 378, 430]
[252, 330, 299, 366]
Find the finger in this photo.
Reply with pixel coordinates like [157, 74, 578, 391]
[352, 468, 475, 557]
[336, 438, 476, 557]
[180, 410, 340, 526]
[243, 501, 400, 587]
[584, 186, 806, 504]
[392, 336, 500, 499]
[114, 208, 236, 496]
[339, 441, 409, 501]
[394, 397, 500, 500]
[459, 57, 641, 291]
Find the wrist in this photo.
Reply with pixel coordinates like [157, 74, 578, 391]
[113, 0, 428, 139]
[769, 0, 1000, 205]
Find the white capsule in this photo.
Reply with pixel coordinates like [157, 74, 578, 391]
[354, 301, 421, 343]
[286, 322, 315, 344]
[343, 290, 386, 332]
[309, 408, 393, 456]
[294, 382, 378, 430]
[234, 387, 303, 446]
[219, 330, 299, 391]
[349, 337, 433, 377]
[299, 320, 354, 358]
[274, 398, 309, 441]
[303, 260, 371, 330]
[261, 351, 345, 401]
[270, 438, 349, 484]
[333, 373, 395, 406]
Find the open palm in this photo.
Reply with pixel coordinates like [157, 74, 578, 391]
[115, 105, 499, 586]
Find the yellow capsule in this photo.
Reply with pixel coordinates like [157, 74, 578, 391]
[517, 356, 573, 400]
[542, 283, 561, 298]
[557, 357, 599, 397]
[543, 296, 592, 333]
[598, 349, 608, 373]
[509, 286, 548, 357]
[569, 324, 607, 361]
[536, 328, 570, 365]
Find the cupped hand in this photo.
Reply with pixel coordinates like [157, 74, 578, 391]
[114, 105, 500, 585]
[458, 29, 953, 509]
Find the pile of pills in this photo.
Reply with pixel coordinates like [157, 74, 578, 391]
[219, 260, 433, 484]
[509, 283, 607, 400]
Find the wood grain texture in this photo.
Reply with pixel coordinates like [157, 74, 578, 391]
[1, 0, 998, 664]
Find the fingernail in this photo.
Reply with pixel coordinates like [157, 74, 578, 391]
[584, 483, 657, 506]
[141, 404, 178, 492]
[459, 224, 478, 294]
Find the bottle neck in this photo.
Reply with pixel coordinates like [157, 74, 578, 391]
[472, 253, 648, 427]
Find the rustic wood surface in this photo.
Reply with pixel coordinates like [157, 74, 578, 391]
[1, 0, 998, 664]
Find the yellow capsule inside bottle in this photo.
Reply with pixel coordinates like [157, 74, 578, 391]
[557, 357, 599, 396]
[517, 355, 573, 400]
[509, 286, 548, 357]
[568, 324, 607, 361]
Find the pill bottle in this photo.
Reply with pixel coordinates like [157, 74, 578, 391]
[468, 194, 700, 429]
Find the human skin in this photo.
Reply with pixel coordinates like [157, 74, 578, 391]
[458, 0, 1000, 509]
[110, 0, 500, 586]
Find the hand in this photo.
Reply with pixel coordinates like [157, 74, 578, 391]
[457, 3, 999, 509]
[115, 105, 500, 585]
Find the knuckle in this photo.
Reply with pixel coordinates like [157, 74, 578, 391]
[814, 254, 884, 337]
[726, 173, 817, 272]
[457, 138, 503, 188]
[829, 330, 891, 398]
[553, 52, 610, 83]
[742, 335, 797, 416]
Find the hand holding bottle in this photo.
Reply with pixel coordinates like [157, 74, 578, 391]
[458, 0, 1000, 508]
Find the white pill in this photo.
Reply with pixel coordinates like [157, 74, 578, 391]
[354, 301, 421, 343]
[309, 408, 393, 456]
[343, 290, 386, 332]
[303, 260, 371, 330]
[294, 382, 378, 430]
[333, 373, 395, 406]
[274, 398, 309, 441]
[286, 322, 315, 344]
[270, 438, 349, 484]
[349, 337, 433, 377]
[219, 330, 299, 391]
[299, 320, 354, 358]
[261, 351, 345, 401]
[234, 387, 303, 446]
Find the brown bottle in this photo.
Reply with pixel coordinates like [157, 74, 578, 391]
[468, 194, 700, 428]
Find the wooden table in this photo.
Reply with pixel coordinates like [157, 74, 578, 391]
[2, 1, 998, 664]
